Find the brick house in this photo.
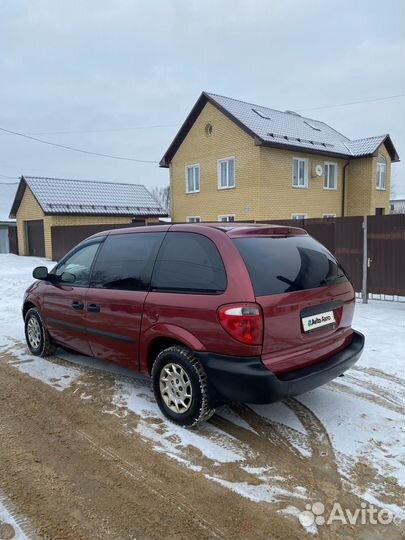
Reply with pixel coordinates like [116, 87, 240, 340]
[9, 176, 167, 260]
[160, 92, 399, 222]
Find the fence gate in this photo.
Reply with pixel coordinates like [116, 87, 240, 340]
[367, 214, 405, 296]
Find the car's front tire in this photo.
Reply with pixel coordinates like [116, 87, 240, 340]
[24, 307, 56, 357]
[151, 346, 215, 427]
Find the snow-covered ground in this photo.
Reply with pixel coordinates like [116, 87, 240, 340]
[0, 254, 404, 534]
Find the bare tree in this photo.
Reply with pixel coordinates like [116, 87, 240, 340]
[150, 185, 170, 215]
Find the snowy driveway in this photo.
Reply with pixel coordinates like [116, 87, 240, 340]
[0, 254, 404, 539]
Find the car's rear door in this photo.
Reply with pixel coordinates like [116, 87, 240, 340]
[232, 232, 355, 374]
[42, 239, 104, 355]
[84, 231, 165, 369]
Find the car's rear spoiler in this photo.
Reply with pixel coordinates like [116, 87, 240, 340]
[226, 225, 307, 237]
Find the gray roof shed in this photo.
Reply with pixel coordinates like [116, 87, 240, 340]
[9, 177, 167, 218]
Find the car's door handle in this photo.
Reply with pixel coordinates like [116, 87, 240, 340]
[71, 300, 84, 310]
[87, 303, 101, 313]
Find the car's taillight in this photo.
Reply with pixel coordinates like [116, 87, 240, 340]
[217, 303, 263, 345]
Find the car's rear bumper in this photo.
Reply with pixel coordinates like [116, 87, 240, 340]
[196, 330, 364, 404]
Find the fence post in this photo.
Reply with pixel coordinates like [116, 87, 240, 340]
[362, 216, 368, 304]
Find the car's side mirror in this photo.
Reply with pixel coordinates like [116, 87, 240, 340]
[60, 271, 76, 284]
[32, 266, 49, 280]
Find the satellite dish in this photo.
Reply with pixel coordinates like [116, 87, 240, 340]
[315, 164, 323, 177]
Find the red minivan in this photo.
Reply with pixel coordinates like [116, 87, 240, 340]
[23, 223, 364, 427]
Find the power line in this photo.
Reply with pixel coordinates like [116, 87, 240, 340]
[0, 126, 159, 163]
[297, 93, 405, 112]
[0, 92, 403, 167]
[26, 123, 181, 136]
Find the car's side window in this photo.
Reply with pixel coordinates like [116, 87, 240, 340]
[90, 232, 165, 291]
[55, 242, 102, 287]
[151, 232, 227, 294]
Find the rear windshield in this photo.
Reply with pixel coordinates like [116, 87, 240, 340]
[233, 236, 348, 296]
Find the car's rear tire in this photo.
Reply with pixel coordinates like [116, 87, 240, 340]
[24, 307, 56, 357]
[151, 346, 215, 427]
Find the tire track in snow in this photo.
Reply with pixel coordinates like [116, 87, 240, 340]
[76, 429, 227, 540]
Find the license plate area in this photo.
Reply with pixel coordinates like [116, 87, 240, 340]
[301, 310, 336, 332]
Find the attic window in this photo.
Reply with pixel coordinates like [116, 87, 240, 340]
[252, 108, 271, 120]
[304, 120, 321, 131]
[205, 123, 213, 136]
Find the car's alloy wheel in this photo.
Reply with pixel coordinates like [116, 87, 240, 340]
[159, 362, 193, 413]
[152, 346, 215, 427]
[24, 307, 56, 357]
[27, 316, 42, 349]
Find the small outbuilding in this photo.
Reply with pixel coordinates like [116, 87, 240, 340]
[0, 220, 17, 254]
[9, 176, 167, 260]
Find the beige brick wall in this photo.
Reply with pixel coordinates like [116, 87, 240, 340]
[171, 102, 261, 222]
[258, 147, 348, 219]
[16, 187, 53, 258]
[345, 158, 373, 216]
[169, 104, 392, 221]
[50, 215, 132, 227]
[346, 143, 391, 216]
[370, 144, 391, 214]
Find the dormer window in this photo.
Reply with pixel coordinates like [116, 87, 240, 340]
[376, 155, 387, 190]
[304, 120, 321, 131]
[252, 108, 271, 120]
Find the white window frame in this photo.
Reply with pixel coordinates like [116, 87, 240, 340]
[292, 157, 309, 188]
[186, 216, 201, 223]
[185, 164, 200, 194]
[323, 162, 338, 190]
[217, 157, 235, 190]
[376, 155, 387, 190]
[291, 213, 308, 219]
[322, 213, 336, 218]
[218, 214, 235, 222]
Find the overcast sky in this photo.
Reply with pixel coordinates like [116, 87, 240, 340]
[0, 0, 404, 219]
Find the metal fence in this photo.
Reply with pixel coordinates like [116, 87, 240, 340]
[50, 222, 146, 261]
[258, 215, 405, 298]
[48, 215, 404, 299]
